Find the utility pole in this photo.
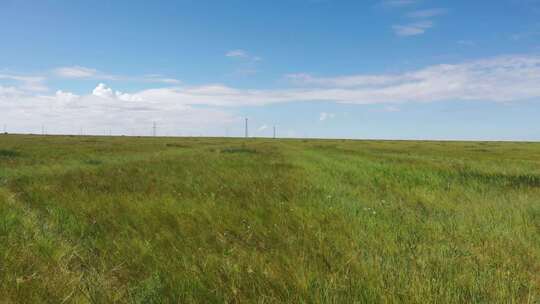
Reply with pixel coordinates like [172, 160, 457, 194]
[152, 121, 157, 137]
[245, 118, 249, 138]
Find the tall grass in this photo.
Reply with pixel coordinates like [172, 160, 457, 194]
[0, 134, 538, 303]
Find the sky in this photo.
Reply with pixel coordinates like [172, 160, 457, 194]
[1, 0, 540, 140]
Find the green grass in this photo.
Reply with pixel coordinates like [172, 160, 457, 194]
[0, 134, 539, 303]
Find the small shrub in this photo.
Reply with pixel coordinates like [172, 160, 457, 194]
[84, 159, 103, 166]
[221, 147, 257, 154]
[470, 148, 490, 153]
[166, 143, 189, 148]
[0, 149, 20, 158]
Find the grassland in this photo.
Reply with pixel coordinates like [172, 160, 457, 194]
[0, 134, 539, 303]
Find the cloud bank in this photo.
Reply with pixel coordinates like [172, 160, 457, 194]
[1, 54, 540, 135]
[131, 55, 540, 106]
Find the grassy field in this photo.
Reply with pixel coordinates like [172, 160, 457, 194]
[0, 134, 539, 303]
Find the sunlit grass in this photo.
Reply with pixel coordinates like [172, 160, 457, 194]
[0, 134, 539, 303]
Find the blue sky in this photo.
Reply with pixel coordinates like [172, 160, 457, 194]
[1, 0, 540, 139]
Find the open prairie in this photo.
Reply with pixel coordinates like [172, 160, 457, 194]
[0, 134, 539, 303]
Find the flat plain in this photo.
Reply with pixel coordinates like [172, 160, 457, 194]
[0, 134, 539, 303]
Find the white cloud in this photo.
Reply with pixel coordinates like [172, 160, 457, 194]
[226, 49, 248, 58]
[55, 90, 79, 102]
[92, 83, 114, 98]
[407, 8, 447, 18]
[384, 106, 400, 112]
[393, 21, 433, 36]
[54, 66, 180, 84]
[54, 66, 123, 81]
[0, 86, 23, 97]
[225, 50, 262, 76]
[226, 49, 261, 62]
[115, 91, 143, 102]
[143, 75, 182, 84]
[55, 66, 99, 78]
[0, 74, 48, 92]
[287, 73, 401, 87]
[92, 83, 143, 101]
[319, 112, 335, 121]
